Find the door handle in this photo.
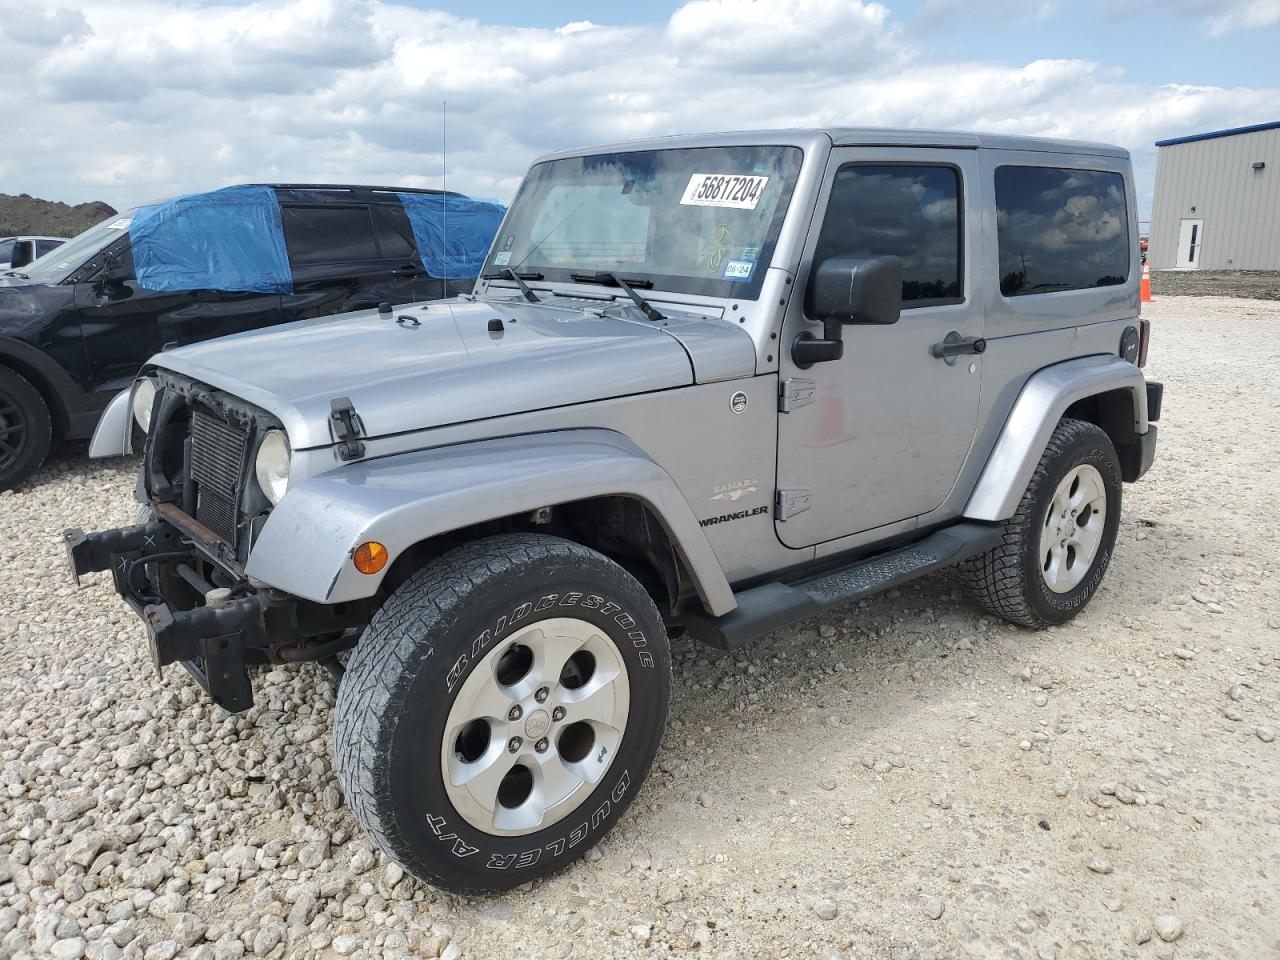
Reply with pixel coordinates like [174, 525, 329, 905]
[930, 334, 986, 359]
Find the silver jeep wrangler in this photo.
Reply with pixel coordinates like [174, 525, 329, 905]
[67, 128, 1160, 892]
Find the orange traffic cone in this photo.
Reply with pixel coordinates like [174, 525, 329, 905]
[1140, 259, 1152, 303]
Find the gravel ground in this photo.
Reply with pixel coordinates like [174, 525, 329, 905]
[1151, 269, 1280, 300]
[3, 295, 1278, 960]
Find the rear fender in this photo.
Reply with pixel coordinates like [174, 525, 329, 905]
[245, 429, 736, 615]
[964, 355, 1148, 521]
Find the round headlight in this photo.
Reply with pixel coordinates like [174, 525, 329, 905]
[131, 378, 157, 431]
[254, 430, 291, 505]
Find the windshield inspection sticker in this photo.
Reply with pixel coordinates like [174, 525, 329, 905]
[680, 174, 769, 210]
[722, 259, 755, 282]
[492, 251, 512, 266]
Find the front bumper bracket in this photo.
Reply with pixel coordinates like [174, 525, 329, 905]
[64, 521, 263, 712]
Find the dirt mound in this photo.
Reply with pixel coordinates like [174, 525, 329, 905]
[0, 193, 117, 238]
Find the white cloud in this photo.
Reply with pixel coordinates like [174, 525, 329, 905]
[1, 0, 1277, 219]
[665, 0, 906, 71]
[1163, 0, 1280, 35]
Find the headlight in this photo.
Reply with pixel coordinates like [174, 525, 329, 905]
[254, 430, 291, 505]
[131, 378, 157, 431]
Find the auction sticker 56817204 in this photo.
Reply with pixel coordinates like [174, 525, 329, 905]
[680, 174, 769, 210]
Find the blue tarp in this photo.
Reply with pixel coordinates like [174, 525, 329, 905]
[131, 185, 293, 294]
[397, 193, 505, 279]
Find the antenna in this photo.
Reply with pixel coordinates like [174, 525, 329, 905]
[442, 99, 448, 293]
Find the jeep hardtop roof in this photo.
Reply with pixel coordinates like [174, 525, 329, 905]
[534, 127, 1129, 163]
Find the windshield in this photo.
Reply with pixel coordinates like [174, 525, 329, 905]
[487, 145, 804, 300]
[14, 213, 133, 283]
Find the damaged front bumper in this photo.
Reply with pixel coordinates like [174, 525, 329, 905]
[64, 514, 366, 712]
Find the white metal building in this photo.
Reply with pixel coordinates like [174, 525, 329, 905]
[1149, 120, 1280, 270]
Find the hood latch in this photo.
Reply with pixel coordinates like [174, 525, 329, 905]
[329, 397, 366, 461]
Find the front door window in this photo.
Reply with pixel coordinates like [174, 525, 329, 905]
[810, 164, 962, 307]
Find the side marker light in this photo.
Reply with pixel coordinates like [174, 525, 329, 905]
[353, 541, 389, 575]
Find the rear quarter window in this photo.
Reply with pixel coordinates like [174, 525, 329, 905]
[281, 206, 381, 266]
[0, 239, 14, 263]
[995, 166, 1129, 297]
[369, 205, 417, 260]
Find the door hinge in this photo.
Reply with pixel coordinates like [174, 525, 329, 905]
[329, 397, 366, 461]
[779, 378, 816, 413]
[776, 488, 812, 521]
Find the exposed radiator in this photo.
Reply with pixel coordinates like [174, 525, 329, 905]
[189, 409, 249, 544]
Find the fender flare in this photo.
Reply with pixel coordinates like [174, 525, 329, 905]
[245, 429, 737, 616]
[0, 335, 91, 432]
[963, 355, 1149, 521]
[87, 388, 134, 458]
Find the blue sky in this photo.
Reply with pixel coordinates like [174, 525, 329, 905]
[2, 0, 1278, 218]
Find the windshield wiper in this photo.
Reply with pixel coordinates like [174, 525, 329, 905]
[569, 272, 665, 322]
[481, 268, 543, 303]
[3, 271, 30, 279]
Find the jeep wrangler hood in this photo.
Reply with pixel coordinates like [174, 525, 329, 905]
[152, 296, 754, 449]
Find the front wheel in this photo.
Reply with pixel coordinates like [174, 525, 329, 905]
[332, 533, 671, 892]
[963, 418, 1122, 628]
[0, 368, 52, 491]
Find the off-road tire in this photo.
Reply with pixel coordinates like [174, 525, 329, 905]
[332, 533, 671, 892]
[0, 367, 53, 491]
[963, 418, 1122, 628]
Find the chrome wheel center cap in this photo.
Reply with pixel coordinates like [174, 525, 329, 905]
[523, 709, 552, 740]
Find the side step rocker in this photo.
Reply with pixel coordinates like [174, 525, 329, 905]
[684, 522, 1003, 650]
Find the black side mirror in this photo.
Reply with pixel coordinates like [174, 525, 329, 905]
[810, 255, 903, 326]
[794, 255, 903, 368]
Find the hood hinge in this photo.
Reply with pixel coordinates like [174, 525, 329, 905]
[779, 378, 816, 413]
[329, 397, 366, 461]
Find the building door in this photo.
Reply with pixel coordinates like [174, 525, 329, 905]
[1175, 218, 1203, 269]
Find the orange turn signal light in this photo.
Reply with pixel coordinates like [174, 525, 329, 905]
[353, 541, 389, 575]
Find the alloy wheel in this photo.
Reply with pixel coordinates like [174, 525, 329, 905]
[0, 389, 28, 473]
[1039, 463, 1107, 593]
[440, 617, 630, 836]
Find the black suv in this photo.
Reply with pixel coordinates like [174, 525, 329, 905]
[0, 183, 503, 489]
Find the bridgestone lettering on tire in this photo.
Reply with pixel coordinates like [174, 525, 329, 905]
[963, 418, 1123, 629]
[332, 533, 671, 892]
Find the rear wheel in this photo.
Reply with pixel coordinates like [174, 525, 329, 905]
[0, 368, 52, 491]
[963, 418, 1122, 628]
[332, 533, 671, 892]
